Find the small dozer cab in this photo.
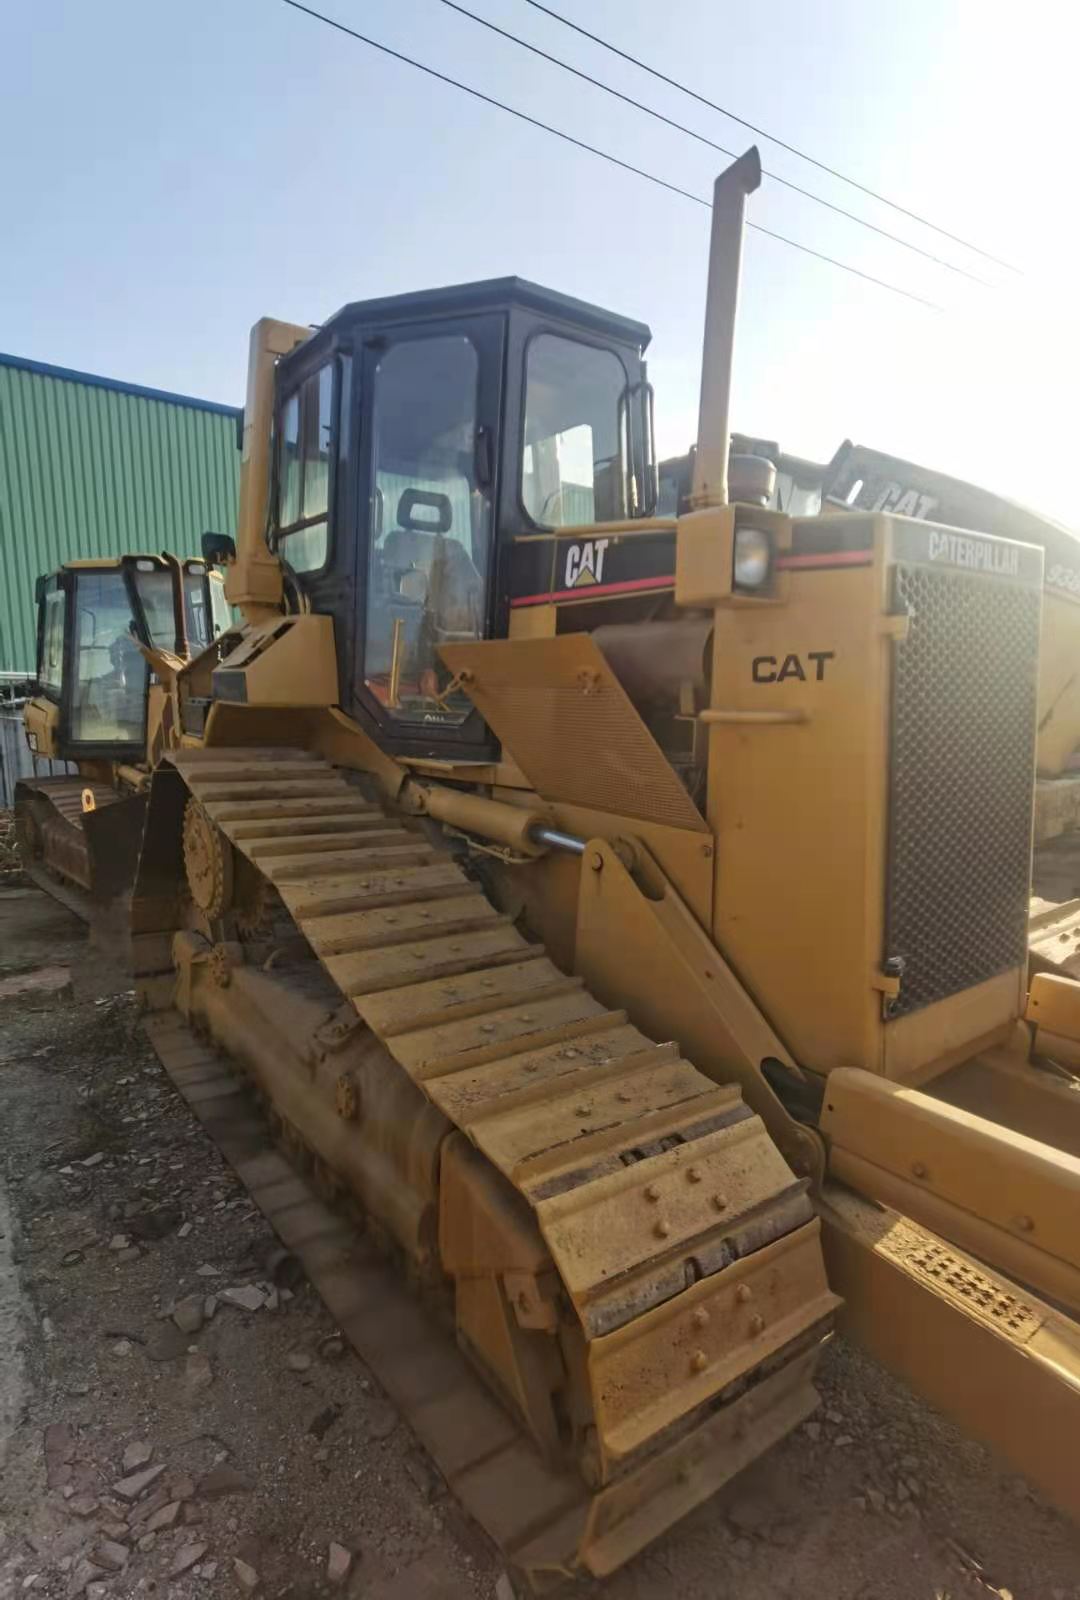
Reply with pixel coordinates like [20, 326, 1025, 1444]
[128, 150, 1080, 1587]
[16, 553, 229, 909]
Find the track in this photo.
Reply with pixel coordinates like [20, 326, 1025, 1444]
[14, 776, 145, 922]
[139, 745, 837, 1585]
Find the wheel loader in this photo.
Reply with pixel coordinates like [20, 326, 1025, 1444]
[15, 553, 229, 914]
[120, 149, 1080, 1588]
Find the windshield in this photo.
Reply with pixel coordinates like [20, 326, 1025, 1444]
[522, 334, 628, 528]
[70, 569, 146, 744]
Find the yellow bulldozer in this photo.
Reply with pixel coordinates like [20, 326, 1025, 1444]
[15, 552, 229, 913]
[48, 148, 1080, 1587]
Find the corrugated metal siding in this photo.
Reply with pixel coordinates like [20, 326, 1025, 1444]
[0, 360, 239, 673]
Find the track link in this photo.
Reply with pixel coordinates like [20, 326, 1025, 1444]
[143, 746, 837, 1582]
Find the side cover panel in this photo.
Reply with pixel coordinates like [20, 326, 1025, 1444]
[440, 635, 707, 833]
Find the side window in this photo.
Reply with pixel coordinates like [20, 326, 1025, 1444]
[364, 335, 489, 726]
[131, 565, 178, 651]
[522, 335, 629, 528]
[276, 364, 333, 573]
[38, 582, 66, 698]
[70, 571, 147, 744]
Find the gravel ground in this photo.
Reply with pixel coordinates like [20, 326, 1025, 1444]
[1, 870, 1079, 1600]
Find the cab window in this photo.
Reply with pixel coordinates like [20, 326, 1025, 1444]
[70, 571, 146, 744]
[277, 364, 333, 572]
[522, 335, 628, 528]
[38, 580, 66, 698]
[364, 334, 489, 726]
[131, 566, 177, 651]
[208, 572, 232, 636]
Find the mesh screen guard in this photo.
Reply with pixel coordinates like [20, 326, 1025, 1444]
[884, 561, 1040, 1019]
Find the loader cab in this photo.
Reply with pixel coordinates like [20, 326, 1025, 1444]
[27, 556, 229, 761]
[268, 278, 655, 759]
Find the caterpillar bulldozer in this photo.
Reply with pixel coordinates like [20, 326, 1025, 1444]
[15, 553, 229, 914]
[106, 148, 1080, 1587]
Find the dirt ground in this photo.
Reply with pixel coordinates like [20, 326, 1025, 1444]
[1, 873, 1079, 1600]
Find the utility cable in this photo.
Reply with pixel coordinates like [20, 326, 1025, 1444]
[441, 0, 987, 284]
[281, 0, 943, 311]
[524, 0, 1019, 275]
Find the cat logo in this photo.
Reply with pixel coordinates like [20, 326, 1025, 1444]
[564, 538, 610, 589]
[869, 481, 939, 520]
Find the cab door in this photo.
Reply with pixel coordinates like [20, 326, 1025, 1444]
[351, 315, 504, 759]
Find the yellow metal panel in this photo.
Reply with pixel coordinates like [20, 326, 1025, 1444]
[575, 838, 823, 1183]
[823, 1066, 1080, 1310]
[821, 1184, 1080, 1526]
[1035, 589, 1080, 775]
[441, 634, 708, 833]
[212, 613, 339, 707]
[708, 550, 889, 1075]
[1027, 970, 1080, 1036]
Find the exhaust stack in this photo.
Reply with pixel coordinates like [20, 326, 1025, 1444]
[690, 147, 762, 510]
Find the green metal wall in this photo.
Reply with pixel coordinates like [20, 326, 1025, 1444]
[0, 355, 240, 674]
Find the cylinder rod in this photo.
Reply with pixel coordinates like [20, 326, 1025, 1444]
[528, 825, 586, 856]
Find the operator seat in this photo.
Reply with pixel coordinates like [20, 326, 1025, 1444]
[382, 489, 483, 637]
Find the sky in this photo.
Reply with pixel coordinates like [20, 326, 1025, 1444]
[3, 0, 1079, 526]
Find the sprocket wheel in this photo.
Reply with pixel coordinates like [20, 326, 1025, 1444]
[182, 797, 233, 919]
[233, 854, 274, 939]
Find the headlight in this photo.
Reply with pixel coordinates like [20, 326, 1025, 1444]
[732, 525, 772, 590]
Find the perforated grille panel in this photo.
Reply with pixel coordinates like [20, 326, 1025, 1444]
[884, 562, 1039, 1019]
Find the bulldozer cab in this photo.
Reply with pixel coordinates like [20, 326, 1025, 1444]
[27, 555, 229, 762]
[267, 278, 656, 759]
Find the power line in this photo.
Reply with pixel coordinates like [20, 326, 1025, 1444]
[281, 0, 943, 311]
[524, 0, 1019, 276]
[440, 0, 988, 285]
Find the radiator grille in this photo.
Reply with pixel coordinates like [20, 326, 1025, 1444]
[884, 562, 1039, 1020]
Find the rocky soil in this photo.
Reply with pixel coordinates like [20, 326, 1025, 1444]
[0, 862, 1078, 1600]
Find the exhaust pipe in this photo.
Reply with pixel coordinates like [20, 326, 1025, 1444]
[690, 148, 762, 511]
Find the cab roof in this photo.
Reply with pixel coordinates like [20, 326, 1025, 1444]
[308, 276, 652, 355]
